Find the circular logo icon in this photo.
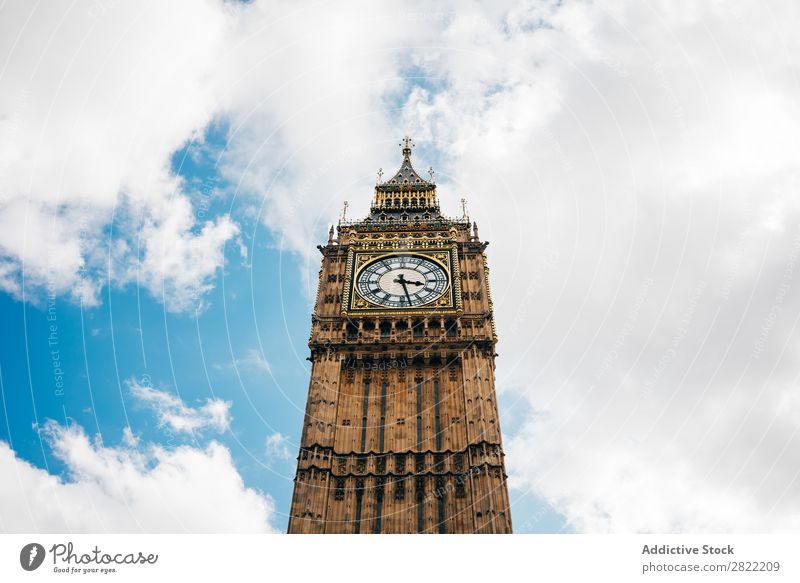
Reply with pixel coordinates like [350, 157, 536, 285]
[20, 543, 46, 571]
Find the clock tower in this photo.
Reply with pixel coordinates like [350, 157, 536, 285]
[287, 139, 512, 534]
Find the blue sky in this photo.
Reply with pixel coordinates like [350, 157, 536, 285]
[3, 0, 799, 534]
[0, 123, 566, 532]
[0, 127, 311, 530]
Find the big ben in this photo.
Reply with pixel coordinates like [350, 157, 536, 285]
[287, 138, 512, 534]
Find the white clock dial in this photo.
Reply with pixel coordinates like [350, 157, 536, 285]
[356, 255, 449, 308]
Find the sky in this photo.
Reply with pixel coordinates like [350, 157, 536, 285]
[1, 0, 799, 533]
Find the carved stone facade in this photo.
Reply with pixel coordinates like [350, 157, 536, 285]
[287, 141, 512, 534]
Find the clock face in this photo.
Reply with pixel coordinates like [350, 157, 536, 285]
[355, 255, 449, 308]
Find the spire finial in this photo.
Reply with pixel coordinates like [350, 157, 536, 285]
[328, 225, 334, 244]
[400, 136, 413, 159]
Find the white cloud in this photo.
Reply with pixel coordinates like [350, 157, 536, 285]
[0, 422, 277, 532]
[264, 432, 292, 468]
[128, 198, 240, 314]
[0, 0, 439, 309]
[121, 427, 139, 448]
[211, 0, 800, 532]
[0, 0, 242, 311]
[212, 1, 444, 291]
[3, 0, 800, 533]
[216, 348, 272, 374]
[240, 349, 271, 373]
[393, 1, 800, 532]
[128, 380, 231, 435]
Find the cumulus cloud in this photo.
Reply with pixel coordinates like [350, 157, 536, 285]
[239, 349, 271, 373]
[264, 432, 292, 468]
[0, 0, 433, 309]
[128, 197, 240, 314]
[128, 380, 231, 435]
[121, 426, 139, 448]
[392, 1, 800, 532]
[0, 422, 277, 532]
[210, 0, 800, 531]
[215, 348, 272, 374]
[0, 0, 242, 311]
[3, 0, 800, 533]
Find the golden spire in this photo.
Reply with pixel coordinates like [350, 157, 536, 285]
[400, 136, 413, 159]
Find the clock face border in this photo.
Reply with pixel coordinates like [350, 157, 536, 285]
[342, 245, 462, 316]
[355, 254, 449, 308]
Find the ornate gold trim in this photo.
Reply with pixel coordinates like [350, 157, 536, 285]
[353, 255, 452, 310]
[340, 249, 356, 316]
[342, 244, 462, 317]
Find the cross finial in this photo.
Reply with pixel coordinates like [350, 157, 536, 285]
[376, 168, 383, 184]
[400, 136, 413, 159]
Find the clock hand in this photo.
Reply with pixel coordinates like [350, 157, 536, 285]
[393, 274, 413, 305]
[394, 273, 424, 286]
